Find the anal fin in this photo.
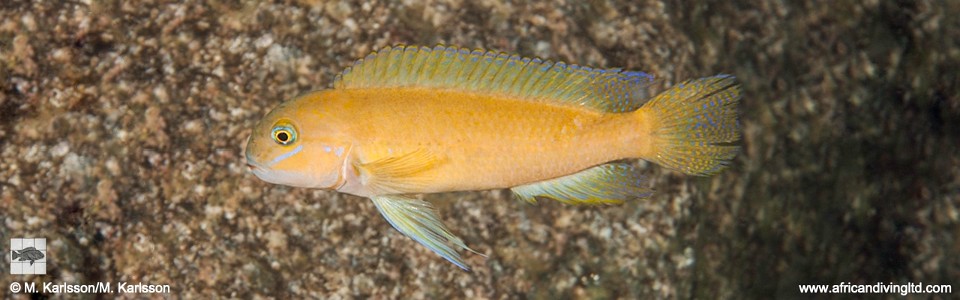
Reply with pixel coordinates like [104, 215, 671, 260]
[371, 195, 481, 270]
[511, 163, 652, 205]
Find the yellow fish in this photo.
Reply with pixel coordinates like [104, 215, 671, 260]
[245, 45, 741, 269]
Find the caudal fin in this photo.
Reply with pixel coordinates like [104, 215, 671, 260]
[639, 75, 741, 175]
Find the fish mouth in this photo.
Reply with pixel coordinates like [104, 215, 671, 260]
[246, 161, 271, 183]
[244, 151, 267, 173]
[246, 161, 266, 173]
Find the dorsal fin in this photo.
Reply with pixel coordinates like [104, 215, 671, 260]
[333, 45, 656, 112]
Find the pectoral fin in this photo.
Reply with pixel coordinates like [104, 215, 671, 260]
[511, 162, 652, 205]
[355, 149, 440, 194]
[370, 195, 480, 270]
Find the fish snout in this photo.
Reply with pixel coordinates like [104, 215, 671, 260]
[243, 135, 261, 172]
[244, 147, 262, 172]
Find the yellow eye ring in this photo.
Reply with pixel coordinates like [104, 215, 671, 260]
[271, 124, 297, 145]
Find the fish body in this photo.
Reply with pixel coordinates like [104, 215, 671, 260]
[12, 247, 44, 265]
[278, 87, 653, 196]
[245, 45, 741, 269]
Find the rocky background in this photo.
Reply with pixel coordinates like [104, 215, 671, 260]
[1, 0, 957, 298]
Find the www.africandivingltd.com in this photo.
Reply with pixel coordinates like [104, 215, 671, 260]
[799, 281, 952, 296]
[8, 281, 170, 294]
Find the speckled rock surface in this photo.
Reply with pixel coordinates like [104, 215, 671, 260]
[1, 0, 957, 298]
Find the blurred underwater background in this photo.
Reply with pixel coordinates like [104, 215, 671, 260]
[1, 0, 957, 298]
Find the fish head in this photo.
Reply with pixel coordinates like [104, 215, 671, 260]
[245, 97, 351, 190]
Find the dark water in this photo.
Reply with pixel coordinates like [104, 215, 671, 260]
[0, 1, 956, 298]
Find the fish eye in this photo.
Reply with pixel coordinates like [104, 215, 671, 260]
[271, 123, 297, 145]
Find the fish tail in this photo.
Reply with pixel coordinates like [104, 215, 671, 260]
[636, 75, 741, 175]
[12, 250, 20, 260]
